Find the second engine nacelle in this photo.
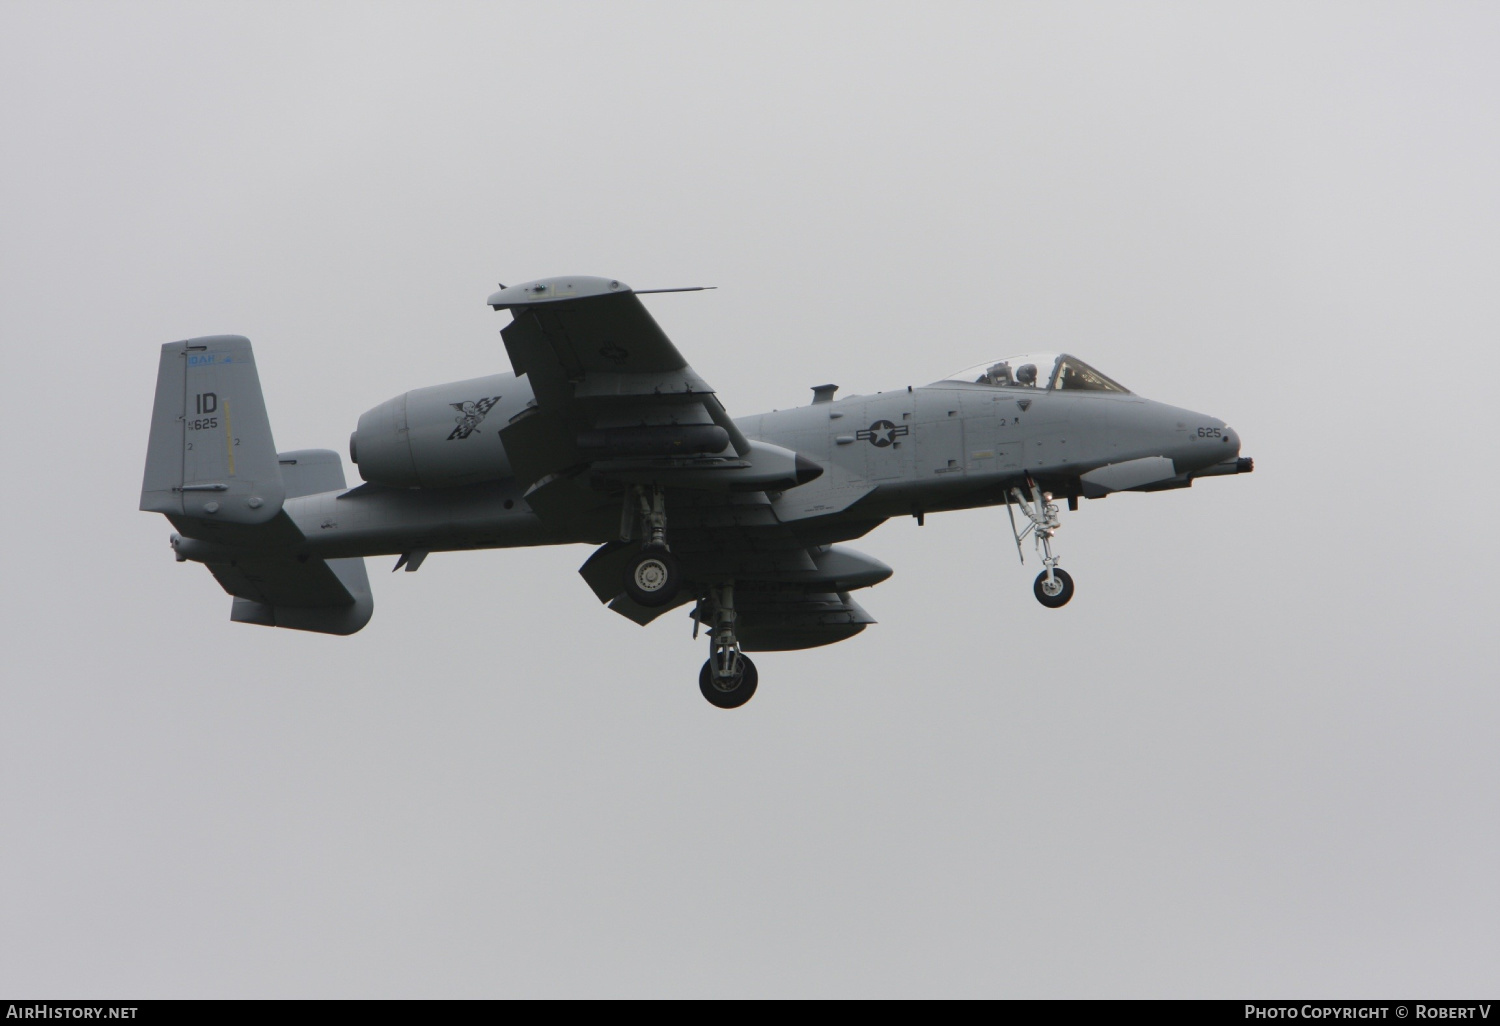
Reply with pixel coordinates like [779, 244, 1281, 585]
[350, 373, 532, 488]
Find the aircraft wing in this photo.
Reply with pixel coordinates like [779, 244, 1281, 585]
[488, 277, 798, 525]
[489, 277, 743, 442]
[490, 277, 853, 620]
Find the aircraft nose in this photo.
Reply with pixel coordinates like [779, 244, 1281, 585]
[1159, 405, 1239, 473]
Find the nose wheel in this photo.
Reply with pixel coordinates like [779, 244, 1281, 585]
[1033, 567, 1074, 608]
[1007, 480, 1076, 609]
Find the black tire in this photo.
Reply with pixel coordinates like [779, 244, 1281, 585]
[1033, 567, 1075, 608]
[623, 549, 681, 607]
[699, 655, 758, 709]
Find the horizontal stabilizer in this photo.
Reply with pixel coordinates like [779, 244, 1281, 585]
[209, 538, 372, 634]
[276, 448, 350, 498]
[226, 555, 373, 636]
[217, 447, 372, 634]
[162, 447, 375, 634]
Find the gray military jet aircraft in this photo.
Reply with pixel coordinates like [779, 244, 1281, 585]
[141, 275, 1252, 708]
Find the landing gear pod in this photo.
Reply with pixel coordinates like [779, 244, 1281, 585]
[624, 549, 682, 607]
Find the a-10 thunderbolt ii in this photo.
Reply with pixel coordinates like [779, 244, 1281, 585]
[141, 275, 1252, 708]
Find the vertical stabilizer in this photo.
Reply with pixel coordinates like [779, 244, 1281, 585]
[140, 335, 285, 524]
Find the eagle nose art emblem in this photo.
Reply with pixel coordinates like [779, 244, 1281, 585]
[447, 396, 502, 440]
[856, 419, 910, 448]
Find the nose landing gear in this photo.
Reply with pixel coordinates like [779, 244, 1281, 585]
[696, 582, 757, 709]
[1007, 480, 1074, 608]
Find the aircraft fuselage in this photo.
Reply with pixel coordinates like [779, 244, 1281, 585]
[174, 374, 1242, 566]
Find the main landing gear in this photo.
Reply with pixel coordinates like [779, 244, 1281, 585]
[695, 582, 757, 709]
[621, 483, 682, 607]
[1007, 479, 1075, 608]
[616, 486, 757, 708]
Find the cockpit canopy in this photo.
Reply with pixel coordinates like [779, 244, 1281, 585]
[942, 353, 1130, 393]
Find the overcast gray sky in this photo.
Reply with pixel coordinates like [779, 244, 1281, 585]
[2, 1, 1497, 998]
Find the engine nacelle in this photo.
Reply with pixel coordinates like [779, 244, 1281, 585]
[350, 373, 532, 488]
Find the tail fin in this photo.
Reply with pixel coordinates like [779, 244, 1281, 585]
[143, 339, 374, 635]
[141, 335, 285, 524]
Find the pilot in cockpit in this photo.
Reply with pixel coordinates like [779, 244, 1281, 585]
[947, 353, 1129, 393]
[983, 361, 1014, 386]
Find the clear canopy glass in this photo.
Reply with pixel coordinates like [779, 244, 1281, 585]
[942, 353, 1129, 393]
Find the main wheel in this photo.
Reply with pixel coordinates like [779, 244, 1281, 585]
[699, 655, 758, 709]
[623, 549, 681, 607]
[1033, 567, 1075, 608]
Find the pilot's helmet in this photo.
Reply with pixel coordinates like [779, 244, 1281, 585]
[1016, 363, 1038, 386]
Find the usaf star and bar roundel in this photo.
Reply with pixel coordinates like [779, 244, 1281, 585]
[856, 419, 910, 448]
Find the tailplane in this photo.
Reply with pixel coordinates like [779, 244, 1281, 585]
[221, 450, 373, 636]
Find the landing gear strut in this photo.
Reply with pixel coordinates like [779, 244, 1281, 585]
[621, 484, 681, 607]
[1007, 479, 1074, 608]
[696, 582, 757, 709]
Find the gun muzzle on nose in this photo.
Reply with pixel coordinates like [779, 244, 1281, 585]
[1190, 453, 1254, 479]
[1222, 428, 1253, 473]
